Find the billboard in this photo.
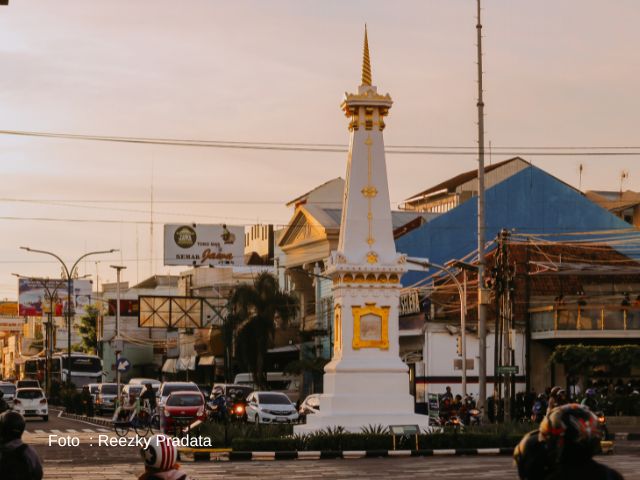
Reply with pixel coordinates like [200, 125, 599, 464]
[18, 278, 93, 316]
[163, 224, 244, 266]
[0, 316, 24, 332]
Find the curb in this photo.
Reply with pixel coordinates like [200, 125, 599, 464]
[181, 447, 514, 462]
[614, 433, 640, 441]
[60, 412, 112, 428]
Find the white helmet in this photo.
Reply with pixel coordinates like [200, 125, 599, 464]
[141, 435, 177, 471]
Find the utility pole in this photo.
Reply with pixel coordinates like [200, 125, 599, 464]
[476, 0, 489, 422]
[111, 265, 126, 406]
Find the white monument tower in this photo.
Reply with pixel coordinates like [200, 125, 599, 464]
[296, 28, 429, 433]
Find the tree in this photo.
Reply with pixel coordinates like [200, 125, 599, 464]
[227, 272, 298, 389]
[77, 304, 100, 354]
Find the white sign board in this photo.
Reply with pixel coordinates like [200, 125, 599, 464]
[163, 224, 244, 266]
[0, 316, 24, 332]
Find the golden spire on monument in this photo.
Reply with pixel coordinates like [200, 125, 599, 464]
[361, 25, 372, 86]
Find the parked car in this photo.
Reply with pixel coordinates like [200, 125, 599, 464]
[158, 381, 199, 407]
[16, 379, 40, 390]
[0, 382, 17, 409]
[298, 393, 320, 422]
[245, 391, 299, 424]
[95, 383, 118, 415]
[122, 384, 144, 406]
[14, 387, 48, 421]
[160, 390, 206, 434]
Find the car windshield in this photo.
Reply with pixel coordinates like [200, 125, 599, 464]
[163, 384, 198, 396]
[63, 356, 102, 372]
[227, 386, 252, 400]
[258, 393, 291, 405]
[166, 394, 202, 407]
[0, 385, 16, 396]
[18, 381, 39, 388]
[101, 385, 117, 395]
[17, 389, 43, 399]
[129, 386, 143, 394]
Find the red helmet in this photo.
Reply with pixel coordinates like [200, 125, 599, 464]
[538, 403, 601, 463]
[141, 435, 178, 471]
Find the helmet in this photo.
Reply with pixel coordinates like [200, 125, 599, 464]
[585, 388, 596, 397]
[538, 403, 601, 463]
[514, 430, 551, 480]
[550, 386, 564, 398]
[213, 386, 223, 398]
[0, 411, 26, 442]
[141, 435, 177, 471]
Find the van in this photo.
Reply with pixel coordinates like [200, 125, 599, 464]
[233, 372, 301, 402]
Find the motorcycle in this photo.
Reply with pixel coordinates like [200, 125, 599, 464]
[206, 397, 228, 423]
[468, 408, 481, 426]
[595, 411, 609, 440]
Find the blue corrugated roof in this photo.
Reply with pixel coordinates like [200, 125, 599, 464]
[396, 165, 638, 286]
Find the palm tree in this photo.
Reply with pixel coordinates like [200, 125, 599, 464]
[228, 272, 298, 389]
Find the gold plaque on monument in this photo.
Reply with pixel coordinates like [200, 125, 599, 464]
[352, 303, 389, 350]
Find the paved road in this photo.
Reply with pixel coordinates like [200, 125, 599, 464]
[41, 453, 640, 480]
[26, 410, 640, 479]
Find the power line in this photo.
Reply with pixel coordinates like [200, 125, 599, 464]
[2, 129, 640, 156]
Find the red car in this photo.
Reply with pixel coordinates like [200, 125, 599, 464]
[160, 391, 206, 434]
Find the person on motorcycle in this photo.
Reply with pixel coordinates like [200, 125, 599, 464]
[531, 394, 547, 423]
[538, 404, 623, 480]
[0, 391, 9, 414]
[581, 388, 599, 412]
[546, 386, 568, 415]
[210, 386, 227, 422]
[140, 383, 157, 413]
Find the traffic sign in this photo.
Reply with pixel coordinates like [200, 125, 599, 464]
[497, 365, 519, 375]
[116, 357, 131, 373]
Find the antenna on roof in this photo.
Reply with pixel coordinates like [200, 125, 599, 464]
[578, 163, 584, 191]
[620, 170, 629, 198]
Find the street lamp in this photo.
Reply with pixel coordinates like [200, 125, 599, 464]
[110, 265, 126, 406]
[406, 258, 469, 398]
[20, 247, 117, 387]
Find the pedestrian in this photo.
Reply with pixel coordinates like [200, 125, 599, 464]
[0, 411, 43, 480]
[139, 434, 191, 480]
[0, 391, 9, 414]
[80, 385, 94, 417]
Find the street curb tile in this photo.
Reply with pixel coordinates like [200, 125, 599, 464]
[217, 448, 514, 462]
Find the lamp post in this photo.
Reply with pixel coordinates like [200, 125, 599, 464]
[20, 247, 117, 387]
[110, 265, 126, 406]
[407, 258, 468, 397]
[11, 274, 62, 397]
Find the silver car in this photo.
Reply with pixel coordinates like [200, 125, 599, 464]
[0, 382, 16, 409]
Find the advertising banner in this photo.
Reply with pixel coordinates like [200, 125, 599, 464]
[0, 316, 24, 332]
[163, 224, 244, 266]
[18, 278, 93, 316]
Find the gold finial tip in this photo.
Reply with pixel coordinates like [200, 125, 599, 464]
[361, 25, 372, 86]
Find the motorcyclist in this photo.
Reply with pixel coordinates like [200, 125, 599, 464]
[546, 386, 568, 415]
[0, 411, 43, 480]
[531, 394, 547, 423]
[80, 385, 94, 417]
[0, 391, 9, 414]
[140, 383, 157, 413]
[138, 434, 191, 480]
[581, 388, 599, 412]
[210, 386, 227, 421]
[538, 404, 624, 480]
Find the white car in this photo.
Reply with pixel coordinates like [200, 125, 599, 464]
[245, 391, 299, 424]
[0, 382, 17, 409]
[158, 381, 199, 407]
[14, 388, 48, 421]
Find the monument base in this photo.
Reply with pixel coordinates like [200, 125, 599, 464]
[294, 412, 430, 434]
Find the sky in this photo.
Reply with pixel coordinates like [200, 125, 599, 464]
[1, 0, 640, 298]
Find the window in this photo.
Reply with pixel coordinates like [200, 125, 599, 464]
[258, 393, 291, 405]
[166, 394, 202, 407]
[17, 389, 43, 399]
